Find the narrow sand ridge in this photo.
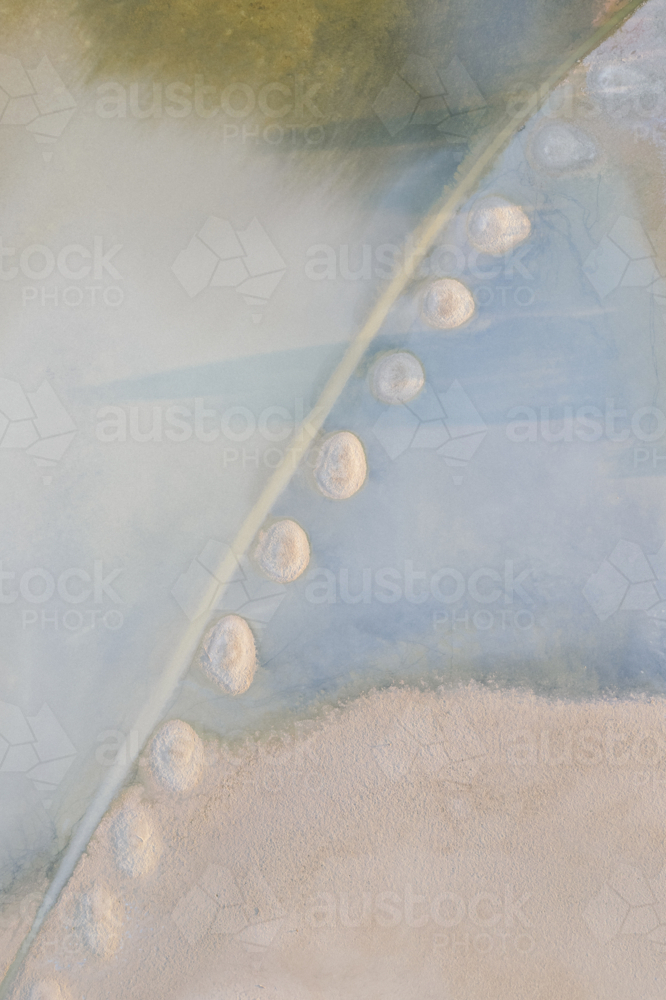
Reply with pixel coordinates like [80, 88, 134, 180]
[13, 685, 666, 1000]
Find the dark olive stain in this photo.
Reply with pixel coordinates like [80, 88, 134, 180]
[0, 0, 629, 130]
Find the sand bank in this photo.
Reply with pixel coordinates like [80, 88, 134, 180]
[11, 684, 666, 999]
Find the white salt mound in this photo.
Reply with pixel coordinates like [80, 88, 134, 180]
[369, 352, 425, 404]
[467, 196, 531, 255]
[21, 981, 68, 1000]
[531, 122, 597, 172]
[200, 614, 257, 695]
[74, 885, 121, 959]
[421, 278, 475, 329]
[147, 719, 204, 793]
[313, 431, 367, 500]
[109, 798, 161, 877]
[253, 519, 310, 583]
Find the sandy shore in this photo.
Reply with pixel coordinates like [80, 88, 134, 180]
[9, 683, 666, 1000]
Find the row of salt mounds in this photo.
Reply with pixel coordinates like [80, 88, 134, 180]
[199, 614, 257, 695]
[421, 277, 475, 329]
[313, 431, 367, 499]
[466, 195, 531, 255]
[253, 518, 310, 583]
[417, 197, 530, 328]
[17, 981, 69, 1000]
[73, 883, 122, 959]
[146, 719, 204, 794]
[108, 789, 161, 877]
[370, 352, 425, 404]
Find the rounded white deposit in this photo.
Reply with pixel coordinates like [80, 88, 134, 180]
[20, 981, 69, 1000]
[467, 196, 531, 255]
[313, 431, 367, 499]
[109, 796, 161, 877]
[369, 352, 425, 404]
[74, 884, 122, 959]
[530, 122, 597, 172]
[421, 278, 475, 329]
[200, 614, 257, 695]
[147, 719, 204, 794]
[253, 519, 310, 583]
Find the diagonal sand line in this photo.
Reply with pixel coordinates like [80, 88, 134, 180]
[0, 2, 645, 994]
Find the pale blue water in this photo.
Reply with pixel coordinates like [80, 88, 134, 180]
[0, 1, 660, 989]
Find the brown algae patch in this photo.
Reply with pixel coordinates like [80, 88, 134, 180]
[66, 0, 416, 125]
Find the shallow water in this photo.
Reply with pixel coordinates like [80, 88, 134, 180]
[0, 0, 659, 992]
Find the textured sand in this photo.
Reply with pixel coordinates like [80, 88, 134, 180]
[145, 720, 204, 794]
[12, 684, 666, 1000]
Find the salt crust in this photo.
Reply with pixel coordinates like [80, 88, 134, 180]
[253, 519, 310, 583]
[313, 432, 367, 500]
[200, 614, 257, 695]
